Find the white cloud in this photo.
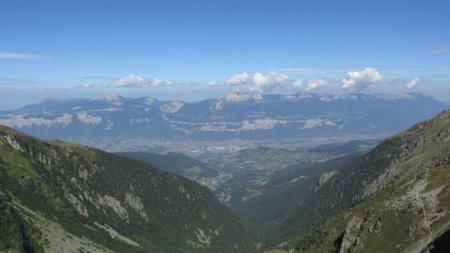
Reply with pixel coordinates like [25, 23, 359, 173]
[0, 52, 41, 60]
[253, 72, 288, 86]
[306, 79, 327, 91]
[114, 74, 172, 88]
[405, 77, 420, 89]
[75, 81, 95, 89]
[226, 72, 250, 86]
[341, 67, 383, 90]
[115, 74, 145, 87]
[250, 72, 289, 92]
[151, 78, 172, 87]
[293, 79, 303, 90]
[207, 80, 220, 87]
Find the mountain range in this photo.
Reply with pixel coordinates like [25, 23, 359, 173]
[0, 92, 446, 153]
[0, 102, 448, 253]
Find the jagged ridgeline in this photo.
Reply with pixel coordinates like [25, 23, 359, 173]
[265, 109, 450, 253]
[0, 93, 446, 148]
[0, 125, 257, 253]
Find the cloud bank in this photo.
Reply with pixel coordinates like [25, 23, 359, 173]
[209, 68, 389, 93]
[78, 66, 437, 97]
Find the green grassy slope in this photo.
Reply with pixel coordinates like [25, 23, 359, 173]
[265, 109, 450, 253]
[0, 125, 257, 253]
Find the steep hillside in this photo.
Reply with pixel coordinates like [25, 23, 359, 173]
[234, 154, 361, 234]
[0, 188, 45, 253]
[118, 152, 231, 192]
[0, 125, 257, 253]
[118, 152, 218, 179]
[265, 109, 450, 253]
[119, 141, 375, 236]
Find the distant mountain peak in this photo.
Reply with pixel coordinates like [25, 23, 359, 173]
[92, 93, 123, 102]
[0, 91, 447, 151]
[225, 92, 263, 103]
[211, 92, 263, 111]
[160, 100, 185, 113]
[144, 96, 155, 105]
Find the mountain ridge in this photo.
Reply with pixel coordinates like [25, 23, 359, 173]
[0, 124, 257, 252]
[0, 92, 446, 153]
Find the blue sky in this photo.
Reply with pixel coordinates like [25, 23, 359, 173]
[1, 0, 450, 109]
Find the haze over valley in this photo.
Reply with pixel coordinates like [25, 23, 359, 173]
[0, 92, 446, 155]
